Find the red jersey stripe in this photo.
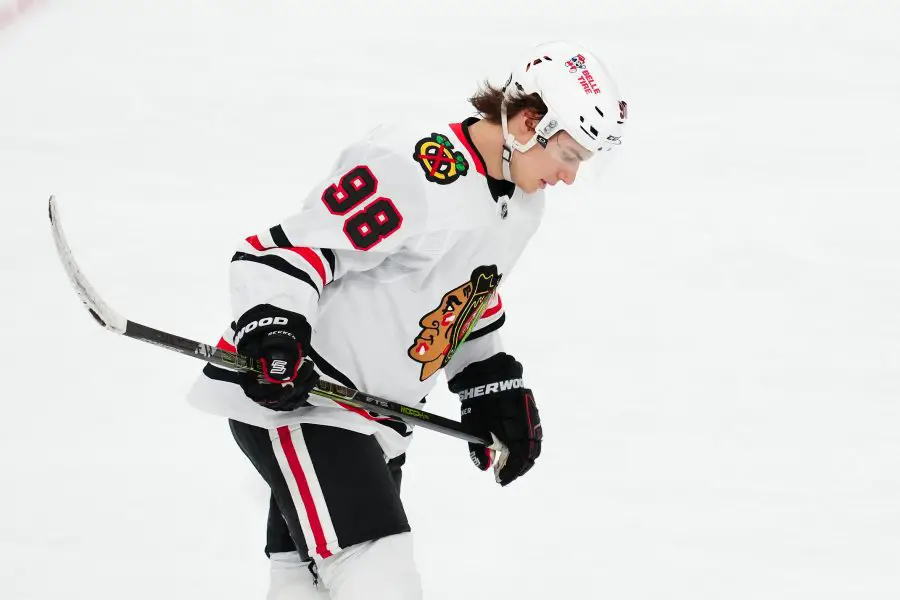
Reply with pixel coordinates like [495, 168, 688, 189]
[449, 122, 487, 176]
[246, 235, 266, 252]
[336, 401, 394, 422]
[244, 235, 328, 287]
[481, 295, 503, 319]
[216, 337, 236, 352]
[283, 247, 327, 286]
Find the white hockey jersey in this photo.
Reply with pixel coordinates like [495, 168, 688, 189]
[187, 117, 545, 458]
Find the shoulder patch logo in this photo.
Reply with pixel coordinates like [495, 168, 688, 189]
[413, 133, 469, 185]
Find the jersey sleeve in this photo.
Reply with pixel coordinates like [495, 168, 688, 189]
[229, 142, 428, 327]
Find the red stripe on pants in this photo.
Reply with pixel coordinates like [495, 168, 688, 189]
[276, 426, 334, 559]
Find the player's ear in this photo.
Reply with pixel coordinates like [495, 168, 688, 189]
[523, 109, 542, 133]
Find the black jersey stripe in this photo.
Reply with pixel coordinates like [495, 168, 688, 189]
[465, 313, 506, 342]
[308, 348, 357, 390]
[308, 348, 411, 438]
[270, 224, 292, 248]
[379, 418, 413, 437]
[231, 252, 321, 298]
[204, 338, 410, 438]
[205, 356, 409, 436]
[203, 363, 244, 384]
[321, 249, 336, 275]
[269, 226, 334, 281]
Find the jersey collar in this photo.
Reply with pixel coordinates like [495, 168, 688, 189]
[450, 117, 515, 202]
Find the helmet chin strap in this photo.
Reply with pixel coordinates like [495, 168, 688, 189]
[500, 102, 516, 182]
[500, 101, 540, 183]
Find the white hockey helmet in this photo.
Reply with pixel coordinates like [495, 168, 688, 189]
[500, 41, 627, 181]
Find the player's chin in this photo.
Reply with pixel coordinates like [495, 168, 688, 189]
[519, 179, 543, 194]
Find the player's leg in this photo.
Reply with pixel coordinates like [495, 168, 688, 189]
[265, 494, 329, 600]
[230, 419, 422, 599]
[267, 550, 330, 600]
[317, 532, 421, 600]
[387, 452, 405, 492]
[230, 420, 326, 599]
[306, 451, 420, 599]
[265, 448, 418, 600]
[284, 427, 420, 600]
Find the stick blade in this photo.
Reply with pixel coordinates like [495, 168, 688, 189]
[48, 196, 127, 333]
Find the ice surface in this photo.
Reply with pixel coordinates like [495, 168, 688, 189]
[1, 1, 898, 598]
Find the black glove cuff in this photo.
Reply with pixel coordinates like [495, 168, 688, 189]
[448, 352, 524, 400]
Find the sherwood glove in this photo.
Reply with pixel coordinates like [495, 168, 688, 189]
[448, 353, 542, 486]
[234, 304, 319, 411]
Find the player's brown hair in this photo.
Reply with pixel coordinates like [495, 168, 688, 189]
[469, 82, 548, 124]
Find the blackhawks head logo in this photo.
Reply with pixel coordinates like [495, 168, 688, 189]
[413, 133, 469, 185]
[408, 265, 501, 381]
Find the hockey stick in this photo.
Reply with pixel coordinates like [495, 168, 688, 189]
[48, 196, 490, 446]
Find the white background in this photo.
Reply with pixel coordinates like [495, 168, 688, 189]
[1, 1, 898, 598]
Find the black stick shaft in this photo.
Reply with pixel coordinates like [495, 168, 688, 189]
[49, 195, 489, 446]
[123, 321, 489, 445]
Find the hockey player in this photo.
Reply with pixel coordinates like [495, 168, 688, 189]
[188, 40, 627, 599]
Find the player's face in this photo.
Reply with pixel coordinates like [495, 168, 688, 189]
[512, 130, 586, 193]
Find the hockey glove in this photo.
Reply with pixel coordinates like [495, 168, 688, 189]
[448, 353, 542, 486]
[234, 304, 319, 412]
